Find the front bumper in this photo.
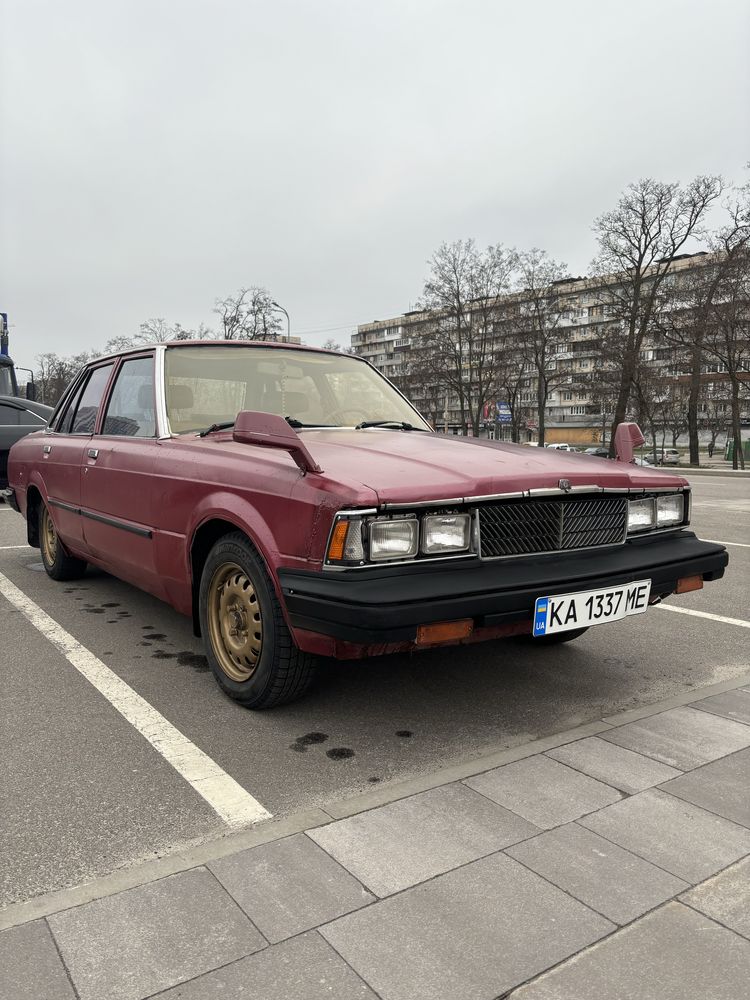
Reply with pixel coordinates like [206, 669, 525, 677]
[279, 531, 728, 645]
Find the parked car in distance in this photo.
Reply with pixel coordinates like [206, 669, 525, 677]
[633, 455, 654, 467]
[5, 341, 728, 708]
[658, 448, 681, 465]
[584, 447, 611, 459]
[545, 443, 577, 451]
[0, 396, 53, 488]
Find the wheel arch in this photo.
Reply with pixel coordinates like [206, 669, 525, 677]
[189, 516, 276, 637]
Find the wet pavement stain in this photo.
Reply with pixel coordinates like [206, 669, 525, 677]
[101, 602, 120, 608]
[106, 619, 118, 624]
[151, 650, 177, 660]
[290, 732, 329, 753]
[141, 624, 156, 630]
[326, 748, 355, 761]
[83, 607, 105, 614]
[367, 777, 381, 783]
[139, 641, 153, 647]
[396, 730, 413, 739]
[175, 651, 209, 672]
[143, 633, 166, 641]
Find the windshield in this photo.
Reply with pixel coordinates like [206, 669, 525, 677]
[164, 346, 430, 434]
[0, 363, 15, 396]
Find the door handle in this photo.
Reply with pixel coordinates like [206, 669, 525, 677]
[43, 444, 51, 454]
[87, 448, 99, 459]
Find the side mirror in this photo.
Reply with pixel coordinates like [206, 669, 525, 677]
[25, 383, 37, 402]
[614, 422, 645, 464]
[232, 411, 323, 474]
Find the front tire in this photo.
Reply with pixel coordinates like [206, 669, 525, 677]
[530, 626, 589, 645]
[39, 502, 87, 581]
[199, 532, 317, 709]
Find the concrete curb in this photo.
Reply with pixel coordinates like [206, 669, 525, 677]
[3, 668, 749, 933]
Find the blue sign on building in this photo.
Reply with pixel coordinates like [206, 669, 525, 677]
[496, 401, 512, 424]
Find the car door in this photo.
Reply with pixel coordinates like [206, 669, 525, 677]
[0, 401, 46, 485]
[79, 354, 161, 593]
[39, 363, 115, 553]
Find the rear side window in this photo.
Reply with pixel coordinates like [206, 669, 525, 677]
[102, 357, 156, 437]
[61, 365, 114, 434]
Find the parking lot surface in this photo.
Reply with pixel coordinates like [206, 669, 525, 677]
[1, 476, 748, 907]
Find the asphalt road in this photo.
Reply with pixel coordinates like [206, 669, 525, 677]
[1, 477, 748, 907]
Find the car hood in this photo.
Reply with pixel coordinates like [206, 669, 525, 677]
[297, 430, 687, 503]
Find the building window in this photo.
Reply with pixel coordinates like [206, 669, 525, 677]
[562, 391, 573, 401]
[570, 405, 586, 415]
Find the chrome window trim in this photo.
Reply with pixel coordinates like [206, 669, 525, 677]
[155, 345, 171, 439]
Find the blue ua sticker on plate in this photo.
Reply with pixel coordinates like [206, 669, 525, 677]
[534, 599, 549, 636]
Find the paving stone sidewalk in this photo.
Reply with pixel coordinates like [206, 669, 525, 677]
[2, 678, 750, 1000]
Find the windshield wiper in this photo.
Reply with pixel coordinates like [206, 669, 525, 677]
[355, 420, 429, 431]
[198, 421, 236, 437]
[285, 417, 341, 429]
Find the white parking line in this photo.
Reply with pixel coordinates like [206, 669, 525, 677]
[702, 539, 750, 549]
[0, 545, 31, 550]
[0, 569, 272, 829]
[655, 603, 750, 629]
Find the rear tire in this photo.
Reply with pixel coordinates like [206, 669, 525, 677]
[39, 502, 87, 581]
[199, 532, 317, 709]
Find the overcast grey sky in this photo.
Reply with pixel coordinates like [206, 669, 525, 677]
[1, 0, 748, 369]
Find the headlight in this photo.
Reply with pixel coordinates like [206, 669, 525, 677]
[369, 518, 419, 561]
[421, 514, 471, 554]
[627, 498, 656, 533]
[657, 494, 684, 526]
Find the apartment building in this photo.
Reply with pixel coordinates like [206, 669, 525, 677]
[352, 254, 744, 444]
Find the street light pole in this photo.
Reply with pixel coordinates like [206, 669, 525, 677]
[271, 301, 290, 343]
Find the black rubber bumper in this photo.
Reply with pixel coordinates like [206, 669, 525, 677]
[279, 532, 728, 644]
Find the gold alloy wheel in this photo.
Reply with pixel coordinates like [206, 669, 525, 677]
[41, 506, 58, 566]
[207, 562, 263, 682]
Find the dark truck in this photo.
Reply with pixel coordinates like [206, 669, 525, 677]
[0, 329, 53, 489]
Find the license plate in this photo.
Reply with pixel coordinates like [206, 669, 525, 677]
[533, 579, 652, 637]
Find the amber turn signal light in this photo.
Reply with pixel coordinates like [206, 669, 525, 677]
[327, 521, 350, 562]
[416, 619, 473, 645]
[676, 575, 703, 594]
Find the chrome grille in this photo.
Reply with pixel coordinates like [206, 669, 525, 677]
[478, 495, 628, 558]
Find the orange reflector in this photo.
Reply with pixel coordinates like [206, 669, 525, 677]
[416, 619, 473, 645]
[327, 521, 349, 561]
[676, 575, 703, 594]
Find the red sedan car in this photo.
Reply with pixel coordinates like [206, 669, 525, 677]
[5, 342, 728, 707]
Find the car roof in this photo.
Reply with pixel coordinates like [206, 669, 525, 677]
[89, 339, 351, 365]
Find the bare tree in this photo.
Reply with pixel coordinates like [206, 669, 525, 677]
[104, 318, 211, 354]
[35, 351, 93, 406]
[511, 249, 573, 447]
[415, 240, 517, 435]
[590, 176, 723, 454]
[702, 246, 750, 470]
[213, 287, 283, 341]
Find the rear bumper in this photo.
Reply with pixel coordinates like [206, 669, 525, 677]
[279, 532, 728, 646]
[1, 487, 19, 512]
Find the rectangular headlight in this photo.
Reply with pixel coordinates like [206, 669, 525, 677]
[657, 494, 684, 527]
[369, 518, 419, 561]
[421, 514, 471, 554]
[627, 498, 656, 533]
